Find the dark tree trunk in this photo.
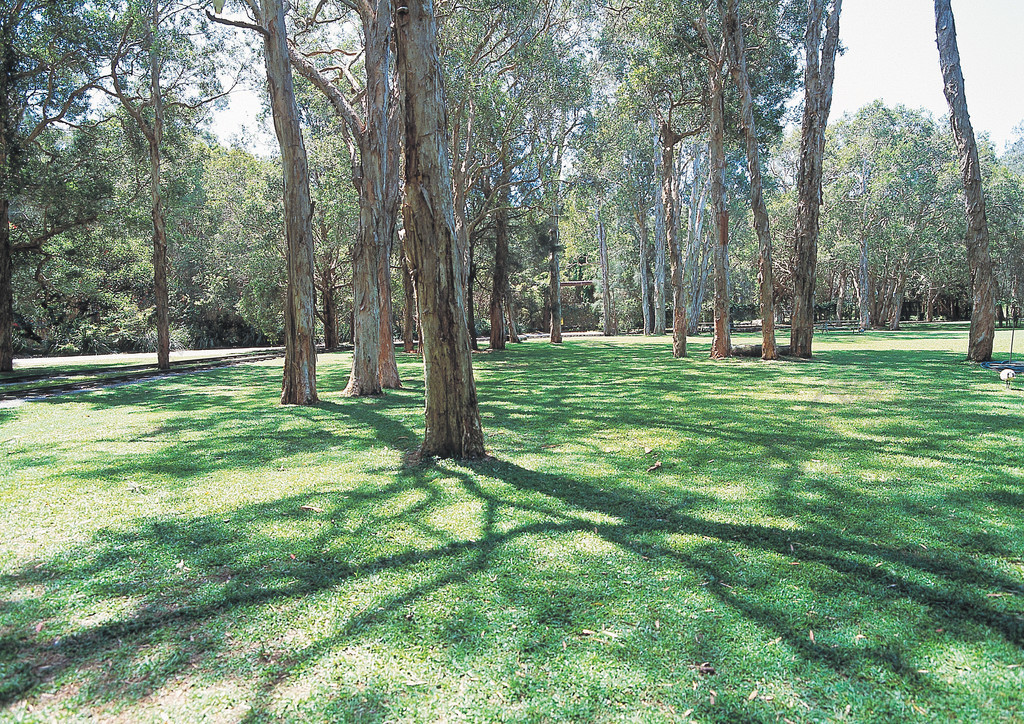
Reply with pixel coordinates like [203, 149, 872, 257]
[791, 0, 842, 358]
[263, 0, 318, 405]
[549, 210, 563, 344]
[396, 0, 484, 459]
[724, 0, 776, 360]
[466, 233, 479, 350]
[0, 198, 11, 372]
[935, 0, 995, 361]
[148, 135, 171, 371]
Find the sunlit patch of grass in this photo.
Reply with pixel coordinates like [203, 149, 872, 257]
[2, 328, 1024, 722]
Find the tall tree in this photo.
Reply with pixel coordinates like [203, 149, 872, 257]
[722, 0, 777, 359]
[1, 0, 101, 372]
[934, 0, 995, 361]
[106, 0, 230, 370]
[287, 0, 401, 394]
[396, 0, 485, 458]
[211, 0, 319, 405]
[790, 0, 841, 358]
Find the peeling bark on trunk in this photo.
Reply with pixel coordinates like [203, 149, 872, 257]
[724, 0, 776, 360]
[466, 233, 479, 350]
[396, 0, 484, 459]
[549, 210, 563, 344]
[791, 0, 842, 358]
[263, 0, 318, 405]
[935, 0, 995, 361]
[377, 232, 401, 388]
[0, 198, 11, 372]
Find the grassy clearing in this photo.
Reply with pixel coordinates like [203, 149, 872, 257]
[1, 325, 1023, 723]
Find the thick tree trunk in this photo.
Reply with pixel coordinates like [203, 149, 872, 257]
[597, 208, 614, 336]
[661, 131, 686, 357]
[549, 212, 562, 344]
[652, 118, 667, 336]
[724, 0, 776, 360]
[490, 191, 509, 350]
[0, 198, 11, 372]
[505, 297, 521, 343]
[263, 0, 318, 405]
[709, 75, 731, 359]
[935, 0, 995, 361]
[791, 0, 842, 358]
[396, 0, 485, 459]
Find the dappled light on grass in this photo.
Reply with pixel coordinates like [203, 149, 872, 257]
[2, 328, 1024, 722]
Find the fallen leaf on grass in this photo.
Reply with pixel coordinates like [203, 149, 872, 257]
[709, 690, 717, 705]
[646, 461, 662, 473]
[644, 446, 653, 454]
[34, 622, 43, 633]
[697, 662, 716, 675]
[747, 689, 758, 701]
[987, 592, 1012, 598]
[809, 629, 816, 644]
[299, 505, 324, 513]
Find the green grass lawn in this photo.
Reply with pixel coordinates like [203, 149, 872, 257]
[2, 326, 1023, 722]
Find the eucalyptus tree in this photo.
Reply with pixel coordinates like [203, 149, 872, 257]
[397, 0, 485, 459]
[1, 0, 105, 371]
[790, 0, 841, 358]
[935, 0, 995, 361]
[286, 0, 401, 393]
[210, 0, 318, 405]
[104, 0, 233, 370]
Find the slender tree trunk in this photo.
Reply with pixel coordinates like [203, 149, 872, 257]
[724, 0, 776, 360]
[466, 233, 479, 350]
[935, 0, 995, 361]
[144, 16, 171, 371]
[709, 74, 731, 359]
[549, 211, 562, 343]
[396, 0, 484, 459]
[858, 232, 870, 330]
[597, 206, 614, 336]
[652, 118, 667, 335]
[263, 0, 318, 405]
[402, 236, 417, 352]
[638, 209, 652, 335]
[0, 198, 11, 372]
[890, 274, 906, 330]
[378, 73, 403, 386]
[835, 271, 845, 321]
[323, 276, 339, 350]
[661, 131, 686, 357]
[377, 232, 401, 387]
[505, 297, 521, 343]
[490, 186, 510, 350]
[791, 0, 842, 358]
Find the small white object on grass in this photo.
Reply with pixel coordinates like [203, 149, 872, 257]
[1000, 368, 1016, 389]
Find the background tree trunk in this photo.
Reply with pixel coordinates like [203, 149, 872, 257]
[467, 233, 479, 350]
[397, 0, 485, 459]
[724, 0, 776, 360]
[262, 0, 318, 405]
[490, 185, 510, 350]
[597, 206, 614, 336]
[661, 130, 686, 357]
[0, 198, 11, 372]
[652, 118, 667, 336]
[935, 0, 995, 361]
[402, 237, 418, 352]
[709, 76, 731, 359]
[791, 0, 842, 358]
[549, 211, 562, 343]
[638, 208, 652, 335]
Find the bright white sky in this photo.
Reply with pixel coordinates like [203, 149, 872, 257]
[831, 0, 1024, 152]
[212, 0, 1024, 154]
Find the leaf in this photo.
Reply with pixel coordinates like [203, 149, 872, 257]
[299, 504, 324, 513]
[289, 553, 297, 560]
[747, 689, 758, 701]
[644, 446, 653, 454]
[213, 0, 226, 12]
[809, 629, 816, 643]
[698, 662, 716, 675]
[646, 461, 662, 473]
[34, 621, 44, 633]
